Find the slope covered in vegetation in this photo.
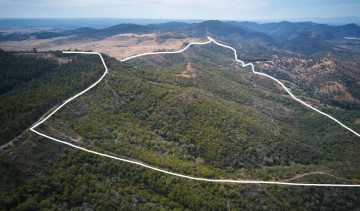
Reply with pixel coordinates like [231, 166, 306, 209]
[32, 44, 360, 181]
[1, 47, 359, 210]
[0, 51, 103, 145]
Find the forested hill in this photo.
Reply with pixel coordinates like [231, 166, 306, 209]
[0, 51, 104, 145]
[1, 47, 359, 210]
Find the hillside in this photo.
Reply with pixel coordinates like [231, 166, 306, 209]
[0, 51, 104, 145]
[2, 47, 360, 209]
[1, 20, 360, 210]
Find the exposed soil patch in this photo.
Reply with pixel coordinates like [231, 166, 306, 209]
[355, 118, 360, 125]
[16, 52, 71, 64]
[176, 62, 198, 78]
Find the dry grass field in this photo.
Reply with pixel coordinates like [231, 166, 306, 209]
[0, 32, 206, 60]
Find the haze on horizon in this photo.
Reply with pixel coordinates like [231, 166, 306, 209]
[0, 0, 359, 21]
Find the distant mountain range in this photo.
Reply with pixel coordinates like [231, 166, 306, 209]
[230, 21, 360, 40]
[1, 19, 360, 58]
[85, 20, 360, 41]
[1, 17, 360, 30]
[1, 20, 359, 42]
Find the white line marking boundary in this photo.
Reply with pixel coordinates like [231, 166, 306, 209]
[30, 37, 360, 187]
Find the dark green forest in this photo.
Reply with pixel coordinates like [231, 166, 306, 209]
[0, 51, 103, 145]
[2, 135, 359, 210]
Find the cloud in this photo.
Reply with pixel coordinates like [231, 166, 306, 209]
[0, 0, 359, 20]
[2, 0, 270, 9]
[152, 0, 270, 10]
[2, 0, 131, 7]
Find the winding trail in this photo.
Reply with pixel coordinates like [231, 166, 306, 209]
[30, 37, 360, 187]
[283, 171, 349, 182]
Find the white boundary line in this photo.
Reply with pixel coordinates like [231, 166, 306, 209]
[30, 37, 360, 187]
[205, 37, 360, 138]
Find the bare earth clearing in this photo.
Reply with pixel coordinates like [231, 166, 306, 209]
[0, 33, 206, 61]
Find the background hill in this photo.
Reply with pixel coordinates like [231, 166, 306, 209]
[4, 20, 360, 42]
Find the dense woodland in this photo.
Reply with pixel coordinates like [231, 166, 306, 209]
[0, 40, 360, 209]
[0, 51, 103, 145]
[39, 44, 359, 179]
[1, 135, 359, 210]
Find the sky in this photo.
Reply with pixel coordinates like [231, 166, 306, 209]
[0, 0, 359, 20]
